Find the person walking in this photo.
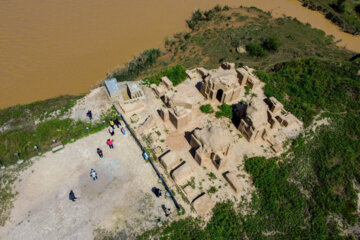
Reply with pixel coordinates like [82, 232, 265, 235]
[97, 148, 103, 158]
[114, 118, 121, 128]
[86, 110, 93, 121]
[107, 139, 114, 149]
[121, 127, 126, 135]
[90, 169, 98, 181]
[109, 119, 115, 129]
[108, 126, 115, 136]
[69, 190, 77, 202]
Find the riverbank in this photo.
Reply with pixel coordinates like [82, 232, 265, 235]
[299, 0, 360, 35]
[1, 0, 359, 109]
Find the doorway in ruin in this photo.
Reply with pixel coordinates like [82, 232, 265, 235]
[216, 89, 223, 102]
[212, 154, 222, 169]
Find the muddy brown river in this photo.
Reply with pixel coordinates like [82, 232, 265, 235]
[0, 0, 359, 108]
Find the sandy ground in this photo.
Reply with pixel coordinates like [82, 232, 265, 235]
[0, 127, 175, 240]
[70, 86, 112, 122]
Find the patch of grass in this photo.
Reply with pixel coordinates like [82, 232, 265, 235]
[0, 169, 18, 226]
[215, 103, 233, 119]
[183, 176, 196, 189]
[169, 7, 353, 71]
[244, 85, 250, 96]
[246, 42, 266, 57]
[207, 172, 217, 181]
[0, 109, 117, 167]
[200, 104, 214, 113]
[262, 35, 282, 51]
[207, 186, 218, 194]
[143, 64, 187, 86]
[0, 95, 82, 127]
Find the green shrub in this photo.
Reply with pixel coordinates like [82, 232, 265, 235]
[244, 86, 250, 96]
[355, 4, 360, 15]
[186, 9, 204, 29]
[215, 104, 233, 119]
[207, 186, 217, 194]
[200, 104, 214, 113]
[245, 42, 266, 57]
[144, 64, 187, 86]
[111, 48, 161, 82]
[214, 5, 222, 12]
[207, 172, 217, 180]
[262, 36, 282, 51]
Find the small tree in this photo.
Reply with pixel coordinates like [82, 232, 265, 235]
[355, 4, 360, 15]
[262, 36, 282, 51]
[200, 104, 214, 114]
[246, 43, 266, 57]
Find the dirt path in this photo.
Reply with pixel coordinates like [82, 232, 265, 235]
[0, 127, 174, 239]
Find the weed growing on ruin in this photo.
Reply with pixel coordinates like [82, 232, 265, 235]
[215, 104, 233, 119]
[143, 64, 187, 86]
[200, 104, 214, 114]
[207, 172, 217, 181]
[207, 186, 218, 194]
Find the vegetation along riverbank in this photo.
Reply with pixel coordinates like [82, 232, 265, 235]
[299, 0, 360, 35]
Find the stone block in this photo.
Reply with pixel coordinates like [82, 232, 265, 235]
[191, 193, 215, 215]
[161, 76, 173, 89]
[183, 185, 200, 201]
[171, 163, 193, 186]
[118, 100, 145, 115]
[160, 151, 182, 171]
[137, 115, 156, 134]
[130, 114, 139, 123]
[223, 171, 243, 193]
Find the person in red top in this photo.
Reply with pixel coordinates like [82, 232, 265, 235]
[107, 139, 114, 149]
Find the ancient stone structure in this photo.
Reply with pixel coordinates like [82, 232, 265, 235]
[127, 82, 144, 99]
[190, 126, 233, 170]
[104, 78, 122, 99]
[199, 64, 264, 105]
[137, 114, 156, 134]
[171, 162, 193, 186]
[236, 67, 261, 90]
[235, 95, 302, 152]
[159, 90, 193, 130]
[267, 97, 298, 127]
[200, 68, 241, 104]
[160, 151, 182, 171]
[191, 193, 215, 215]
[161, 76, 173, 89]
[223, 171, 243, 193]
[237, 97, 269, 142]
[105, 79, 145, 103]
[118, 100, 145, 115]
[163, 91, 192, 109]
[151, 75, 175, 97]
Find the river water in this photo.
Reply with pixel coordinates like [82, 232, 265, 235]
[0, 0, 359, 108]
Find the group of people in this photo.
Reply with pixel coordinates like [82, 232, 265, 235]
[108, 118, 126, 136]
[69, 111, 126, 202]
